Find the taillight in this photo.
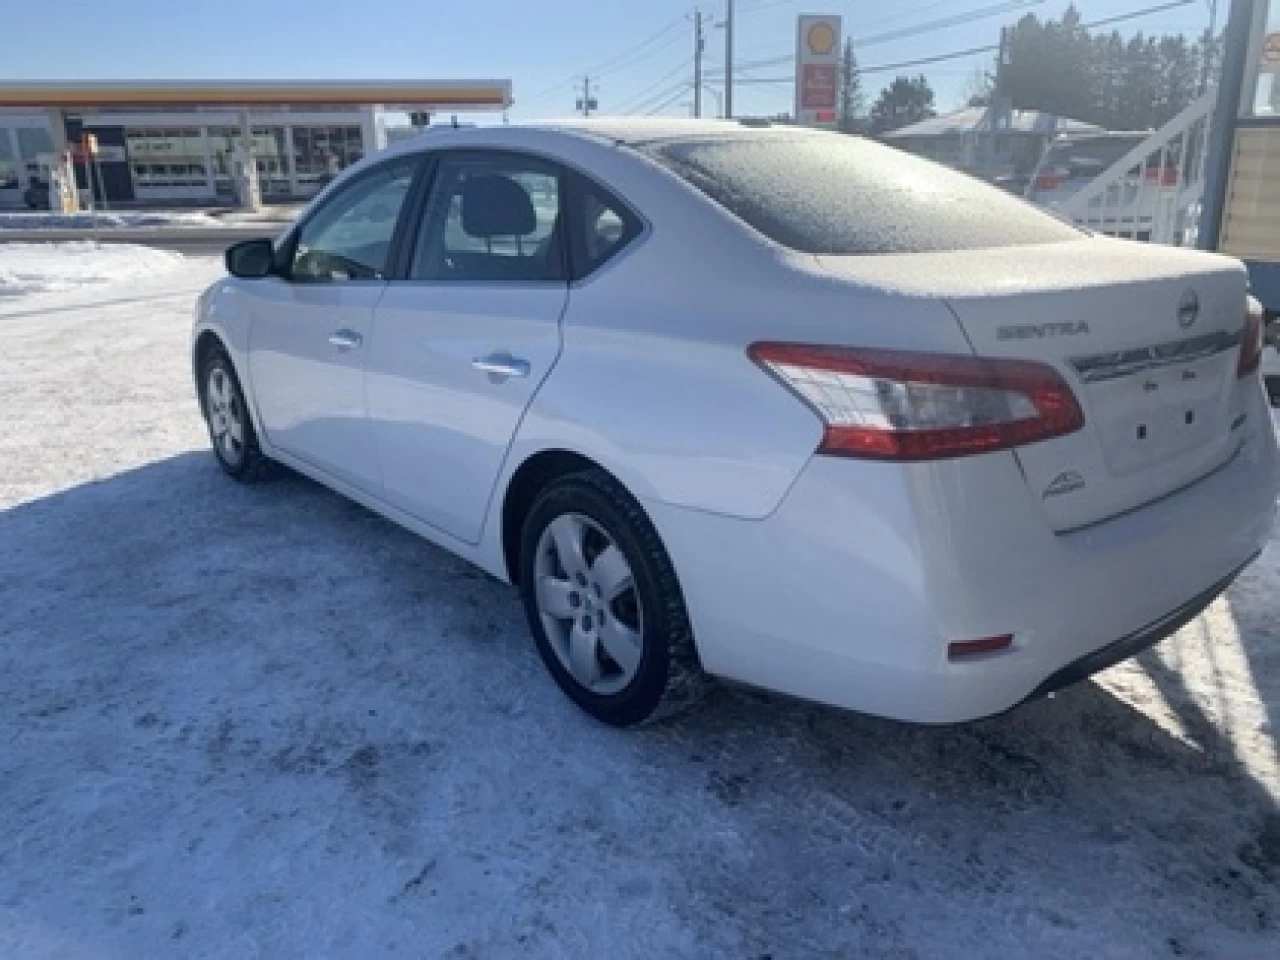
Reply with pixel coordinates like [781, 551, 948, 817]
[749, 342, 1085, 461]
[1238, 295, 1264, 377]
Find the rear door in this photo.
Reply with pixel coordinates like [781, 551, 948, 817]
[247, 155, 422, 491]
[366, 150, 570, 544]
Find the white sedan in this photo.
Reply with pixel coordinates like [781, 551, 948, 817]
[193, 120, 1279, 726]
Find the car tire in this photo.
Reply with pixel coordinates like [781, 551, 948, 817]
[518, 469, 710, 727]
[199, 347, 276, 482]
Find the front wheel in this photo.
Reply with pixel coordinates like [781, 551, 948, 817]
[199, 347, 276, 481]
[518, 470, 709, 727]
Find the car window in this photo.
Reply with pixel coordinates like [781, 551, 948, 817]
[411, 154, 564, 282]
[289, 159, 417, 282]
[572, 177, 641, 278]
[638, 132, 1081, 255]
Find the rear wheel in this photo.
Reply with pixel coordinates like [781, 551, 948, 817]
[199, 348, 276, 482]
[518, 470, 709, 727]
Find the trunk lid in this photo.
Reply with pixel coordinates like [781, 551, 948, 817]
[816, 238, 1252, 531]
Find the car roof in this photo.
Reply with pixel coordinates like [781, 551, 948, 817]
[533, 117, 799, 143]
[405, 117, 810, 150]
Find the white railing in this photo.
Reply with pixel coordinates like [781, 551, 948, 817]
[1054, 90, 1216, 247]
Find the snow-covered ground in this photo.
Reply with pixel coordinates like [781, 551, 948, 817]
[0, 255, 1278, 959]
[0, 242, 186, 299]
[0, 211, 227, 230]
[0, 209, 299, 232]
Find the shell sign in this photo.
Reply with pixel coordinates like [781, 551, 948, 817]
[795, 15, 842, 128]
[806, 21, 838, 57]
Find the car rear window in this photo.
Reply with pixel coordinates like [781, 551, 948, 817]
[637, 133, 1081, 255]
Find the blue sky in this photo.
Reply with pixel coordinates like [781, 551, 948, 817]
[2, 0, 1215, 120]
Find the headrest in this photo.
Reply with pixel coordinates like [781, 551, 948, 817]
[460, 174, 537, 238]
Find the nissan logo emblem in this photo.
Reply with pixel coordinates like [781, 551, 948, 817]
[1177, 289, 1200, 329]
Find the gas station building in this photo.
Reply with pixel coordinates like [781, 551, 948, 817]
[0, 81, 511, 210]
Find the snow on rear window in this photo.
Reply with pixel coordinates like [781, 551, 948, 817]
[642, 134, 1081, 255]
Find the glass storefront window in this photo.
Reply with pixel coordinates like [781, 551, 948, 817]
[0, 131, 17, 189]
[293, 125, 364, 184]
[206, 127, 241, 198]
[1248, 0, 1280, 116]
[15, 127, 53, 178]
[252, 127, 290, 196]
[126, 127, 208, 187]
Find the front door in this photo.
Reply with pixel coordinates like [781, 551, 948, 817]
[368, 151, 569, 543]
[247, 155, 421, 492]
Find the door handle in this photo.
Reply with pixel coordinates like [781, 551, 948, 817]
[328, 329, 363, 351]
[472, 353, 531, 380]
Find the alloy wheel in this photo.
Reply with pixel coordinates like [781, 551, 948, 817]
[533, 512, 644, 695]
[206, 367, 245, 466]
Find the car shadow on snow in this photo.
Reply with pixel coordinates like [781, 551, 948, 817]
[0, 451, 1277, 955]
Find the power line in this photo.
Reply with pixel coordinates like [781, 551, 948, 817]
[589, 19, 687, 77]
[709, 0, 1046, 76]
[721, 0, 1196, 84]
[518, 15, 686, 108]
[616, 57, 696, 114]
[623, 77, 696, 116]
[645, 84, 695, 116]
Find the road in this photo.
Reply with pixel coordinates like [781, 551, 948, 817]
[0, 225, 286, 255]
[0, 257, 1278, 959]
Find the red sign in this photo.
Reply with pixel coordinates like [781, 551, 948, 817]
[800, 64, 838, 111]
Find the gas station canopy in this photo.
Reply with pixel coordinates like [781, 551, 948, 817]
[0, 79, 512, 213]
[0, 80, 512, 111]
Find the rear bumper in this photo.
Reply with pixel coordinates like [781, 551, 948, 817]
[648, 388, 1279, 723]
[1022, 554, 1255, 703]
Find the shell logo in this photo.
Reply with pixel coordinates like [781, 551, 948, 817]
[806, 21, 837, 57]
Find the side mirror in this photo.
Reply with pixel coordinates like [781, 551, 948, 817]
[225, 238, 276, 279]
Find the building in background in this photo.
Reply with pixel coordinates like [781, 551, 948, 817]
[883, 107, 1102, 183]
[0, 81, 510, 209]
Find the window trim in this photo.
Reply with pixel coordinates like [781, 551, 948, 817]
[275, 153, 431, 284]
[399, 148, 570, 286]
[564, 169, 645, 283]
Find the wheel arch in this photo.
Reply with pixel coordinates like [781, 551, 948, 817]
[193, 327, 262, 439]
[500, 448, 644, 586]
[192, 329, 230, 415]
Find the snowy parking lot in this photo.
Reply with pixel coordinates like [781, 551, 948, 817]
[1, 244, 1278, 959]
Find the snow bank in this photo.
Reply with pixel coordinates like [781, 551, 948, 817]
[0, 211, 222, 230]
[0, 241, 185, 298]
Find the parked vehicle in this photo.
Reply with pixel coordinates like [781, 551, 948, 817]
[193, 120, 1279, 726]
[1026, 131, 1186, 239]
[22, 176, 50, 210]
[1262, 315, 1280, 405]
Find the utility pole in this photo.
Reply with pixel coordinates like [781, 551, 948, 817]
[1199, 0, 1220, 93]
[576, 77, 596, 117]
[724, 0, 735, 119]
[693, 9, 705, 118]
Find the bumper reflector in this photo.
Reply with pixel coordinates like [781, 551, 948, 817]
[948, 635, 1014, 659]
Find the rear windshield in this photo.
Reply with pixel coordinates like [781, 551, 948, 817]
[637, 133, 1081, 255]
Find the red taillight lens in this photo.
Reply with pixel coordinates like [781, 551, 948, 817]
[1238, 296, 1264, 377]
[749, 342, 1085, 461]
